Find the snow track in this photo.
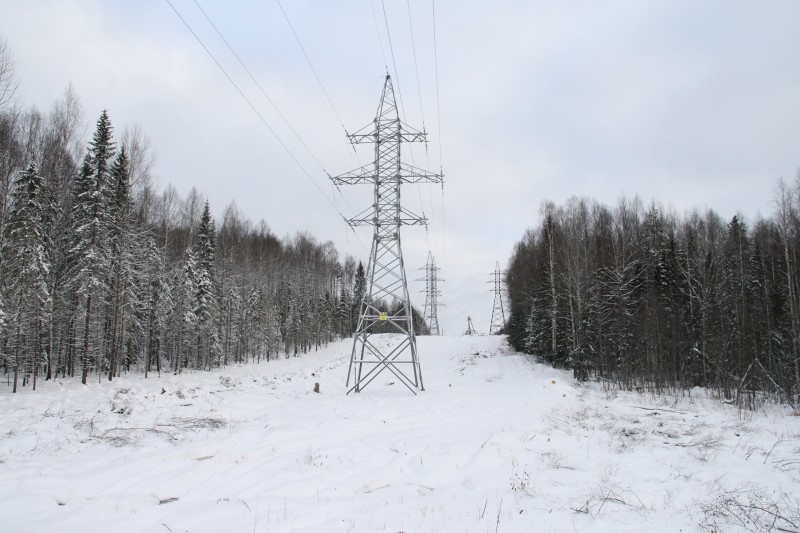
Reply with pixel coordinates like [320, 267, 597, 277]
[1, 335, 798, 532]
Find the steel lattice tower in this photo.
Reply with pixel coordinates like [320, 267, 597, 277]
[489, 262, 507, 334]
[332, 75, 443, 394]
[465, 316, 477, 336]
[418, 251, 443, 336]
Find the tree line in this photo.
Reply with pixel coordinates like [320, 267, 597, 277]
[0, 41, 384, 392]
[505, 191, 800, 409]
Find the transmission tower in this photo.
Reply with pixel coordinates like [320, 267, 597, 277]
[489, 262, 507, 334]
[465, 316, 477, 336]
[417, 251, 443, 336]
[331, 75, 443, 394]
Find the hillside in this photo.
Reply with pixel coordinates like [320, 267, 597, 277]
[1, 335, 798, 532]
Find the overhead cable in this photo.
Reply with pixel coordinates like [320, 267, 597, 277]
[190, 0, 329, 174]
[164, 0, 355, 236]
[275, 0, 359, 160]
[432, 0, 446, 269]
[370, 0, 389, 72]
[380, 0, 408, 123]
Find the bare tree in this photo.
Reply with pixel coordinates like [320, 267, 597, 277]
[121, 124, 156, 194]
[507, 188, 800, 408]
[775, 178, 800, 405]
[0, 38, 19, 110]
[121, 124, 156, 227]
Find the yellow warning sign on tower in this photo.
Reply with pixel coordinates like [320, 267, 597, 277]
[379, 312, 388, 321]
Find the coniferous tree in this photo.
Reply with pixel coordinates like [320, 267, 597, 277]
[0, 292, 6, 341]
[67, 111, 115, 384]
[0, 73, 360, 392]
[720, 215, 753, 398]
[107, 146, 132, 380]
[142, 237, 166, 377]
[352, 261, 366, 332]
[2, 163, 49, 391]
[173, 247, 197, 374]
[338, 276, 351, 338]
[193, 200, 219, 369]
[506, 193, 800, 407]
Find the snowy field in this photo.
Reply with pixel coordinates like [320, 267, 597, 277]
[1, 335, 799, 532]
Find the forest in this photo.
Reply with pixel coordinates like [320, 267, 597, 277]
[0, 101, 367, 391]
[505, 192, 800, 408]
[0, 40, 438, 393]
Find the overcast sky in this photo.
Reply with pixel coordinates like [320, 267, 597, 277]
[3, 1, 800, 335]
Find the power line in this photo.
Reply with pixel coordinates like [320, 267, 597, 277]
[404, 0, 434, 248]
[440, 181, 446, 274]
[370, 0, 388, 72]
[262, 0, 363, 215]
[380, 0, 408, 123]
[406, 0, 427, 144]
[379, 0, 433, 246]
[432, 0, 444, 173]
[432, 0, 446, 274]
[275, 0, 358, 161]
[164, 0, 355, 237]
[190, 0, 329, 174]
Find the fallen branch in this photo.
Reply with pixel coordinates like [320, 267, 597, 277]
[629, 405, 687, 415]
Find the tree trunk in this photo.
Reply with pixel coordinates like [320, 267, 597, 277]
[108, 287, 119, 381]
[117, 304, 126, 376]
[174, 321, 182, 375]
[81, 294, 92, 385]
[784, 241, 800, 404]
[548, 228, 557, 361]
[32, 316, 39, 391]
[46, 298, 53, 381]
[13, 312, 21, 393]
[225, 303, 232, 367]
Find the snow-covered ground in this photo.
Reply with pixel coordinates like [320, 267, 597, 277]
[1, 335, 798, 532]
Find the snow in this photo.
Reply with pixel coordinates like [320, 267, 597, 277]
[1, 335, 798, 532]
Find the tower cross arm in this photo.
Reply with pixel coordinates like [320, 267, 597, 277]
[398, 122, 428, 143]
[343, 205, 428, 227]
[398, 205, 429, 225]
[346, 121, 430, 145]
[347, 131, 377, 145]
[399, 162, 444, 184]
[341, 205, 374, 227]
[331, 162, 443, 186]
[330, 163, 375, 185]
[345, 122, 376, 145]
[416, 279, 445, 285]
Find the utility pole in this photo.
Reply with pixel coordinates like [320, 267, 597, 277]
[417, 251, 443, 336]
[331, 75, 443, 394]
[489, 261, 506, 334]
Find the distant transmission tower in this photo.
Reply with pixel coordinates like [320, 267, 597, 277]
[418, 251, 443, 335]
[465, 316, 477, 336]
[332, 75, 443, 394]
[489, 262, 507, 334]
